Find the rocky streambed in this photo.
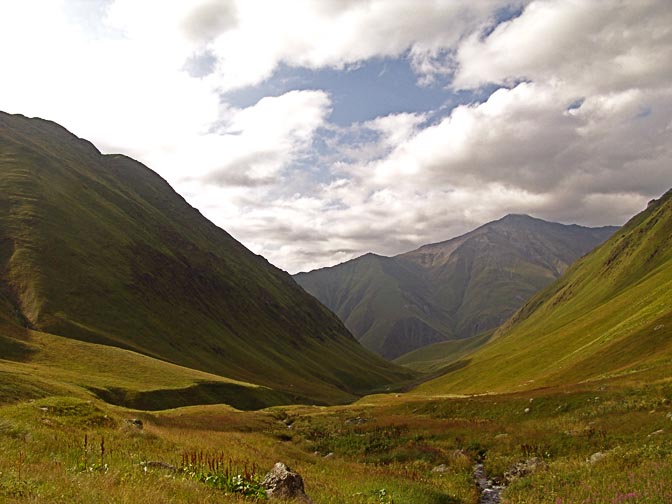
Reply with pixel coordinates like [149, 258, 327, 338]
[473, 463, 503, 504]
[474, 456, 548, 503]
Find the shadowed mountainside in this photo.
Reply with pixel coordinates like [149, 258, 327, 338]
[0, 111, 415, 407]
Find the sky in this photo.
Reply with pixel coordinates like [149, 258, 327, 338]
[1, 0, 671, 273]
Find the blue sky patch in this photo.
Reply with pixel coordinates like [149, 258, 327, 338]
[222, 57, 465, 126]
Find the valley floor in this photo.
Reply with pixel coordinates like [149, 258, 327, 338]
[1, 375, 672, 503]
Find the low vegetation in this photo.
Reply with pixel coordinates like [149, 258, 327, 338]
[0, 375, 670, 503]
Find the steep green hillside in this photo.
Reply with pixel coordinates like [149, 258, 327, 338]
[295, 215, 616, 359]
[419, 189, 672, 394]
[0, 111, 414, 406]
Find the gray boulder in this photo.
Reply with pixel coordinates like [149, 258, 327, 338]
[126, 418, 143, 429]
[262, 462, 313, 502]
[504, 457, 547, 482]
[588, 451, 607, 464]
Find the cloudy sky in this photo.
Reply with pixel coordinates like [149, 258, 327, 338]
[1, 0, 671, 273]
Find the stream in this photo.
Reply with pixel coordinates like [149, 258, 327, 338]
[473, 463, 504, 504]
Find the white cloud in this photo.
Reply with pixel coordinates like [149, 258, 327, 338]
[175, 90, 331, 187]
[453, 0, 672, 94]
[220, 75, 671, 272]
[201, 0, 517, 90]
[219, 178, 555, 273]
[0, 0, 218, 164]
[0, 0, 670, 274]
[92, 0, 516, 91]
[370, 82, 582, 191]
[364, 112, 428, 150]
[0, 1, 330, 185]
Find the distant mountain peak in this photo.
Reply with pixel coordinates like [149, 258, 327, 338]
[492, 214, 557, 227]
[360, 252, 385, 259]
[295, 215, 618, 359]
[499, 213, 536, 220]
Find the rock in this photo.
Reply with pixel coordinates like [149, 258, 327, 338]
[481, 487, 502, 504]
[588, 451, 606, 464]
[504, 457, 547, 482]
[262, 462, 313, 503]
[524, 407, 530, 414]
[345, 416, 369, 425]
[432, 464, 449, 473]
[142, 461, 176, 471]
[125, 418, 143, 430]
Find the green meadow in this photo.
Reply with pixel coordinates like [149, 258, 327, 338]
[1, 374, 671, 503]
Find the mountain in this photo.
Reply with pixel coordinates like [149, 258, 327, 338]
[418, 189, 672, 394]
[295, 215, 617, 359]
[0, 111, 414, 407]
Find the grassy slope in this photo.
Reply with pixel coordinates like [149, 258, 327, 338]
[0, 317, 303, 410]
[296, 215, 616, 359]
[394, 330, 494, 373]
[419, 189, 672, 394]
[0, 112, 415, 407]
[1, 375, 671, 503]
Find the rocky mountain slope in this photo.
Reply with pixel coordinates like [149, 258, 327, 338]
[295, 215, 617, 359]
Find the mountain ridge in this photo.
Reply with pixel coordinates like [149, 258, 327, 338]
[295, 215, 618, 359]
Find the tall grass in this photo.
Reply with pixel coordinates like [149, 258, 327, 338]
[0, 380, 670, 503]
[178, 450, 267, 499]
